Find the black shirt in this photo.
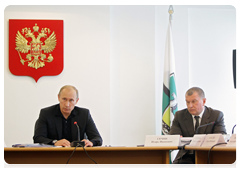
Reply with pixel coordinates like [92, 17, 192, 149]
[61, 114, 73, 142]
[57, 106, 76, 143]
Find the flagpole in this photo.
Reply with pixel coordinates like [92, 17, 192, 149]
[163, 5, 178, 164]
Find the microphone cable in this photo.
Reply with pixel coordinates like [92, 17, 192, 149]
[66, 144, 97, 164]
[232, 124, 236, 134]
[82, 145, 97, 164]
[207, 142, 227, 164]
[66, 144, 80, 164]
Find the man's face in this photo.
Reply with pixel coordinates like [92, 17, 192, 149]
[58, 88, 79, 116]
[185, 92, 206, 116]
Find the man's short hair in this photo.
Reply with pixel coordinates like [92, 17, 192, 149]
[186, 87, 205, 99]
[58, 85, 79, 99]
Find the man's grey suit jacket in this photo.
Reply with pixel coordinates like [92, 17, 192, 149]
[169, 106, 226, 162]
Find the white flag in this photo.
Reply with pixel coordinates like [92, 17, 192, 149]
[162, 21, 178, 135]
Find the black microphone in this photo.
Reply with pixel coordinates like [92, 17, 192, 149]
[74, 121, 80, 141]
[195, 122, 215, 134]
[70, 121, 85, 147]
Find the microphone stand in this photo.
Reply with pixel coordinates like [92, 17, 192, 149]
[70, 122, 85, 147]
[195, 122, 215, 134]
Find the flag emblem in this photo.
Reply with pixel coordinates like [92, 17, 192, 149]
[15, 23, 56, 69]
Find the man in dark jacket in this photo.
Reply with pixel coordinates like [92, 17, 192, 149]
[169, 87, 226, 163]
[33, 85, 102, 147]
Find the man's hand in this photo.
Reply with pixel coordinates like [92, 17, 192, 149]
[81, 139, 93, 147]
[54, 139, 70, 147]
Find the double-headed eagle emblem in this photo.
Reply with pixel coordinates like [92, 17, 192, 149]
[15, 23, 57, 69]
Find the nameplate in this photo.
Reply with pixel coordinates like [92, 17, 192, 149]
[226, 134, 236, 146]
[189, 134, 206, 146]
[144, 135, 180, 146]
[201, 134, 225, 147]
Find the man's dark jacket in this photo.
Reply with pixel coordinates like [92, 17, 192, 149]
[33, 104, 102, 146]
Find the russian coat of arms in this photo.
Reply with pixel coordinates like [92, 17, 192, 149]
[9, 19, 63, 82]
[15, 23, 56, 69]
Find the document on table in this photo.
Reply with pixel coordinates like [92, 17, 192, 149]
[12, 143, 62, 148]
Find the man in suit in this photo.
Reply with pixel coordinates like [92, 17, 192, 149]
[169, 87, 226, 163]
[33, 85, 102, 147]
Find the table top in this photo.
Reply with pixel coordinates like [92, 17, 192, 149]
[185, 145, 236, 151]
[4, 146, 179, 152]
[5, 145, 235, 152]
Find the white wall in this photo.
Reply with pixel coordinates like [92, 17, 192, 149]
[110, 6, 155, 146]
[188, 7, 236, 134]
[4, 5, 236, 147]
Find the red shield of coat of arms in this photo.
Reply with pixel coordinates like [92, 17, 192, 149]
[9, 19, 64, 82]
